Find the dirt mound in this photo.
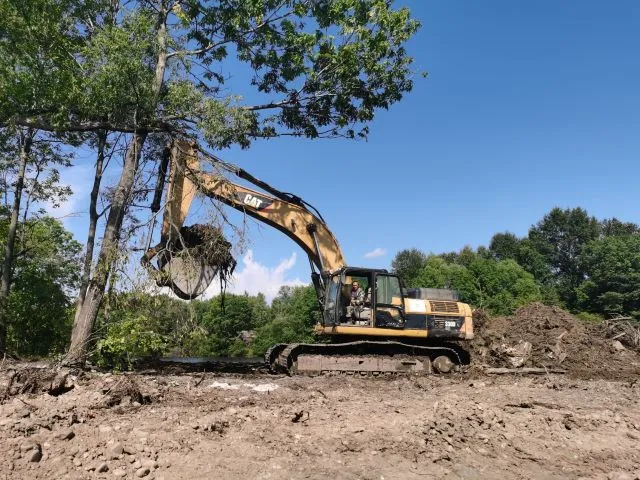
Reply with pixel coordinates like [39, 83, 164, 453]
[471, 302, 640, 379]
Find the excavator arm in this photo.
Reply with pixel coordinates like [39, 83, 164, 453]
[142, 139, 346, 299]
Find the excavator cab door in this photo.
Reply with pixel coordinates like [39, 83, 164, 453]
[322, 274, 341, 326]
[373, 273, 406, 329]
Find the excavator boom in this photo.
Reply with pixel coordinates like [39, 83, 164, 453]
[143, 139, 345, 299]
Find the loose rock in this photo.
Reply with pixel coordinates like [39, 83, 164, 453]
[54, 429, 75, 441]
[136, 466, 151, 477]
[29, 449, 42, 463]
[107, 442, 124, 460]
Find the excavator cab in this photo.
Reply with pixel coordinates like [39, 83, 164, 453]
[322, 267, 406, 328]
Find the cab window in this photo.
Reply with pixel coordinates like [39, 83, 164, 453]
[375, 275, 402, 305]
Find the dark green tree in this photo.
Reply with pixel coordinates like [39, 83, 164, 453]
[391, 248, 427, 287]
[415, 253, 541, 315]
[528, 207, 600, 308]
[489, 232, 521, 261]
[600, 218, 640, 237]
[576, 235, 640, 319]
[252, 285, 320, 355]
[2, 217, 82, 356]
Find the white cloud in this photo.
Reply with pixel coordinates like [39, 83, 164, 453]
[364, 247, 387, 259]
[204, 249, 306, 302]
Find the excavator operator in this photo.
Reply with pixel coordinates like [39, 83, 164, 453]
[347, 281, 365, 322]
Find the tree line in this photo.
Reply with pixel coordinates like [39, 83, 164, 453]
[0, 0, 421, 363]
[391, 207, 640, 319]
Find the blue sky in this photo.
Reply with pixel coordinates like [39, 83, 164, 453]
[57, 0, 640, 299]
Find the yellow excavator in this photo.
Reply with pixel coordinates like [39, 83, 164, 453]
[142, 140, 473, 375]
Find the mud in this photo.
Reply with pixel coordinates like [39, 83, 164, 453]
[2, 366, 640, 480]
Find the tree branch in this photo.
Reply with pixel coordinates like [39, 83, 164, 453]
[5, 116, 190, 134]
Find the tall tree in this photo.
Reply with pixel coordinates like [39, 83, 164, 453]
[576, 235, 640, 319]
[528, 207, 600, 308]
[0, 128, 33, 355]
[600, 218, 640, 237]
[489, 232, 521, 261]
[0, 128, 74, 355]
[414, 253, 541, 315]
[4, 216, 82, 356]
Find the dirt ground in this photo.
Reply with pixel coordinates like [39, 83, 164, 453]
[2, 367, 640, 480]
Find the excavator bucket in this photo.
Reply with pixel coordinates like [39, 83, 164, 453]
[156, 250, 218, 299]
[158, 225, 226, 300]
[143, 141, 236, 299]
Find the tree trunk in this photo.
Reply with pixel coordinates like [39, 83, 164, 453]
[75, 130, 107, 310]
[0, 130, 33, 356]
[65, 133, 146, 365]
[65, 2, 169, 366]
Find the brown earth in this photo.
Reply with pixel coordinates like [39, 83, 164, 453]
[2, 304, 640, 480]
[470, 303, 640, 379]
[1, 364, 640, 480]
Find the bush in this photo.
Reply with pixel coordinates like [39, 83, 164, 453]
[95, 314, 168, 370]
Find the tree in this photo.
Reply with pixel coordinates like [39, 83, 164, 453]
[600, 218, 640, 237]
[252, 285, 319, 355]
[0, 127, 73, 355]
[5, 0, 422, 365]
[489, 232, 521, 261]
[191, 294, 257, 356]
[391, 248, 427, 287]
[528, 207, 600, 308]
[1, 216, 82, 356]
[414, 253, 541, 315]
[0, 128, 32, 355]
[576, 235, 640, 319]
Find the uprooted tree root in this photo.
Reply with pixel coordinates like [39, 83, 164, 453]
[602, 317, 640, 350]
[1, 365, 75, 402]
[99, 375, 151, 408]
[175, 224, 236, 274]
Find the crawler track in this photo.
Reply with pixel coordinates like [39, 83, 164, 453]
[267, 340, 466, 376]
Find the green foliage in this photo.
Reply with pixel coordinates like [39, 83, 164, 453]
[414, 253, 541, 316]
[0, 0, 84, 124]
[96, 314, 168, 371]
[190, 294, 261, 356]
[489, 232, 521, 261]
[576, 235, 640, 319]
[252, 285, 319, 356]
[528, 207, 600, 307]
[391, 248, 427, 287]
[394, 207, 640, 319]
[1, 216, 82, 356]
[2, 0, 421, 146]
[574, 311, 604, 323]
[89, 285, 320, 365]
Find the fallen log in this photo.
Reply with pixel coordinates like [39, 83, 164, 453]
[484, 367, 566, 375]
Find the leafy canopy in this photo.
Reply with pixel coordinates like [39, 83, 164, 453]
[2, 0, 421, 149]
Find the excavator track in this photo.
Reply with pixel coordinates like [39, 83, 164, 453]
[272, 341, 463, 376]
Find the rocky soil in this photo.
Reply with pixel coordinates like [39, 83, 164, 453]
[1, 367, 640, 480]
